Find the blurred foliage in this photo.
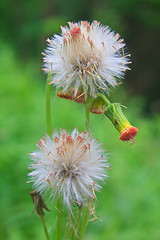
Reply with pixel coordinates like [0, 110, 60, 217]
[0, 42, 160, 239]
[0, 0, 160, 112]
[0, 1, 160, 239]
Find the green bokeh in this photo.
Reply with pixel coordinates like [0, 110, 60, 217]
[1, 42, 160, 239]
[0, 1, 160, 239]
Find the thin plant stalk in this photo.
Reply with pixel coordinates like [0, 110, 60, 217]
[78, 200, 91, 240]
[79, 96, 91, 239]
[85, 97, 90, 132]
[43, 74, 53, 239]
[46, 74, 52, 137]
[64, 214, 71, 240]
[64, 210, 75, 240]
[96, 93, 110, 106]
[57, 197, 62, 240]
[40, 214, 50, 240]
[71, 206, 82, 240]
[46, 75, 63, 239]
[46, 74, 57, 240]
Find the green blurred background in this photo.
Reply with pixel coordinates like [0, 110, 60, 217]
[0, 0, 160, 239]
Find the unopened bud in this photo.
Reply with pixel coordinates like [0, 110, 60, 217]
[89, 96, 105, 114]
[104, 103, 138, 142]
[30, 190, 50, 217]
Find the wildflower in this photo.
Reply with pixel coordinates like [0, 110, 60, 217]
[43, 21, 131, 99]
[28, 128, 109, 208]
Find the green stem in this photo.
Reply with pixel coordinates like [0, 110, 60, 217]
[46, 74, 52, 137]
[40, 214, 50, 240]
[97, 93, 132, 133]
[85, 97, 90, 132]
[57, 197, 62, 240]
[64, 210, 74, 240]
[71, 206, 82, 240]
[96, 93, 111, 106]
[104, 103, 131, 133]
[78, 201, 91, 240]
[64, 215, 70, 240]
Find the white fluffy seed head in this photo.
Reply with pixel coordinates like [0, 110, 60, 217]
[29, 128, 109, 208]
[43, 20, 131, 98]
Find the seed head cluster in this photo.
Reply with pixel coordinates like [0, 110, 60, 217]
[29, 129, 109, 208]
[43, 21, 131, 98]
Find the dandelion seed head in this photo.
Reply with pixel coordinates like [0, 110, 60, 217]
[29, 128, 109, 208]
[43, 20, 131, 98]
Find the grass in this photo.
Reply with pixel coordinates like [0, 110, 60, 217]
[0, 43, 160, 240]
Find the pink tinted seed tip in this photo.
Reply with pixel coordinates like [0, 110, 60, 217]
[70, 26, 81, 37]
[54, 136, 59, 143]
[66, 136, 74, 144]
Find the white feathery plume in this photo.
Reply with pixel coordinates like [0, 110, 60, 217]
[29, 128, 109, 208]
[43, 21, 131, 98]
